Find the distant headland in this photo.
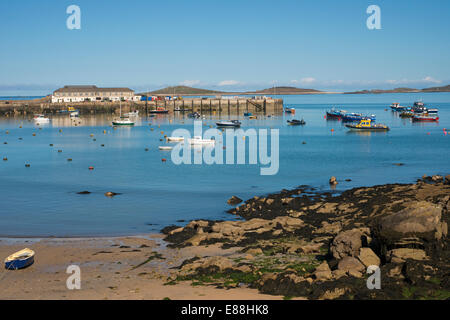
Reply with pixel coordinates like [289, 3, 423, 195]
[140, 84, 450, 96]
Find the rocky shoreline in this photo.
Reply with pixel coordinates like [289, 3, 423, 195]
[161, 175, 450, 300]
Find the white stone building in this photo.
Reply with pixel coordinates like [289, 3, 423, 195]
[51, 85, 140, 103]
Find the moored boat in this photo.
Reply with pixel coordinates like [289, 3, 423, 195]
[112, 117, 135, 126]
[399, 111, 414, 118]
[412, 115, 439, 122]
[287, 119, 306, 126]
[158, 146, 173, 151]
[5, 248, 35, 270]
[341, 113, 376, 122]
[149, 107, 169, 114]
[244, 112, 252, 117]
[390, 103, 408, 112]
[345, 119, 389, 131]
[124, 110, 139, 117]
[188, 136, 215, 145]
[167, 136, 185, 142]
[326, 108, 346, 119]
[216, 120, 241, 128]
[188, 112, 200, 118]
[33, 114, 50, 122]
[284, 107, 295, 114]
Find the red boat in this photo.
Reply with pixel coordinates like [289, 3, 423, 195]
[412, 115, 439, 122]
[149, 106, 169, 114]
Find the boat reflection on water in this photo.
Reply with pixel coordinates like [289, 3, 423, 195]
[345, 130, 388, 137]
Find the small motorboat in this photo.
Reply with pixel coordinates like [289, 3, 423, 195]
[249, 115, 257, 119]
[345, 119, 389, 131]
[34, 114, 50, 122]
[284, 108, 295, 114]
[188, 112, 201, 118]
[5, 248, 35, 270]
[287, 119, 306, 126]
[399, 111, 414, 118]
[412, 115, 439, 122]
[244, 112, 252, 117]
[149, 107, 169, 114]
[426, 108, 438, 114]
[189, 136, 215, 145]
[167, 136, 185, 142]
[341, 113, 376, 122]
[326, 108, 346, 119]
[216, 120, 241, 128]
[124, 110, 139, 117]
[158, 146, 173, 151]
[112, 117, 135, 126]
[70, 110, 80, 118]
[390, 103, 408, 112]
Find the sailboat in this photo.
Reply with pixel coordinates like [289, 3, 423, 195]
[112, 101, 135, 126]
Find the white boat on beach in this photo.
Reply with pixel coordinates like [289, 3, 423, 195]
[188, 136, 216, 145]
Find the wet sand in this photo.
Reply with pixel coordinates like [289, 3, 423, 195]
[0, 235, 283, 300]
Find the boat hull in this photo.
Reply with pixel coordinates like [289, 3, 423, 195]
[5, 249, 35, 270]
[345, 125, 389, 131]
[149, 110, 169, 114]
[112, 122, 134, 126]
[412, 117, 439, 122]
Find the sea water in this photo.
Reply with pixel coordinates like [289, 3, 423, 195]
[0, 93, 449, 237]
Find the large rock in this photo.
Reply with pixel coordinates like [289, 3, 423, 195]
[227, 196, 243, 205]
[445, 175, 450, 185]
[378, 201, 445, 243]
[330, 229, 368, 260]
[357, 247, 380, 268]
[337, 257, 365, 277]
[387, 248, 428, 263]
[314, 261, 332, 281]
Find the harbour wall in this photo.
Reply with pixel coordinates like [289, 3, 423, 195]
[0, 98, 284, 116]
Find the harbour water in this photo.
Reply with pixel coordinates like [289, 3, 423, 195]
[0, 93, 449, 237]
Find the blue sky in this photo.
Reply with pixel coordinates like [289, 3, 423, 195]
[0, 0, 449, 95]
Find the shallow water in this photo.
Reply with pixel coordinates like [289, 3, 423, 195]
[0, 93, 449, 237]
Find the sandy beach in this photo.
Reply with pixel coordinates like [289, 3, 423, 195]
[0, 235, 283, 300]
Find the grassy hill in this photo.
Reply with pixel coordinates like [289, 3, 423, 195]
[246, 86, 322, 94]
[142, 86, 223, 96]
[421, 84, 450, 92]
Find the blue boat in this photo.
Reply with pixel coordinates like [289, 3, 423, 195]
[326, 108, 346, 119]
[244, 112, 252, 116]
[4, 248, 35, 270]
[341, 113, 376, 122]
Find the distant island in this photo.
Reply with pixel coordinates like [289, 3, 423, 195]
[344, 84, 450, 94]
[139, 84, 450, 96]
[140, 86, 332, 96]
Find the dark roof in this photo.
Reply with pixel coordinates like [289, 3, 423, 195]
[54, 85, 134, 93]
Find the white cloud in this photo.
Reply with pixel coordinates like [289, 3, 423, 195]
[218, 80, 239, 86]
[179, 80, 201, 87]
[423, 76, 441, 84]
[300, 77, 316, 84]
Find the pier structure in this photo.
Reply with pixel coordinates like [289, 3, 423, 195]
[0, 97, 284, 116]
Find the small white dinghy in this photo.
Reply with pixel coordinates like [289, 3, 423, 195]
[188, 136, 215, 145]
[167, 136, 185, 142]
[158, 146, 173, 151]
[34, 114, 50, 123]
[5, 248, 35, 270]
